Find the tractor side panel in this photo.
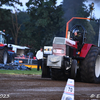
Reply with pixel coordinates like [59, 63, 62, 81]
[80, 44, 93, 58]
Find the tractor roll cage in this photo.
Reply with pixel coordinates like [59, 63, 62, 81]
[66, 17, 90, 38]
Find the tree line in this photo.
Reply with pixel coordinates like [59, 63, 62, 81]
[0, 0, 99, 54]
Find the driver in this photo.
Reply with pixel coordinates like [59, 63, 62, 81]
[73, 29, 82, 42]
[72, 29, 82, 50]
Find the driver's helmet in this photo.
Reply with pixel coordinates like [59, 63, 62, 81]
[72, 29, 79, 34]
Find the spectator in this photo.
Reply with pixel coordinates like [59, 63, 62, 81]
[36, 47, 43, 71]
[27, 52, 33, 59]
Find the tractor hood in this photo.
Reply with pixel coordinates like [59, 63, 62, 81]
[53, 37, 77, 49]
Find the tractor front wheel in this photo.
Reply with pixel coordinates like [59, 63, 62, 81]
[42, 59, 51, 78]
[51, 68, 68, 80]
[70, 59, 77, 79]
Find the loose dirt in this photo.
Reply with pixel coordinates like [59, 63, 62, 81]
[0, 74, 100, 100]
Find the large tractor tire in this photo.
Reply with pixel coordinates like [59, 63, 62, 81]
[0, 48, 8, 64]
[51, 68, 68, 80]
[80, 46, 100, 83]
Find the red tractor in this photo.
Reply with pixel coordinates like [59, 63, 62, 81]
[0, 31, 15, 64]
[42, 17, 100, 83]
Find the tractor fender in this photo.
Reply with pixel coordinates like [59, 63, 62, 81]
[80, 43, 94, 58]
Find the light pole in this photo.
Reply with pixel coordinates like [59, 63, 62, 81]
[89, 2, 100, 47]
[90, 2, 94, 19]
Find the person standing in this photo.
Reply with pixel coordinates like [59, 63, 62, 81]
[36, 47, 43, 71]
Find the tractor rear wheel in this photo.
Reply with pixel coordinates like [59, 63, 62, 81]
[80, 46, 100, 83]
[0, 48, 8, 64]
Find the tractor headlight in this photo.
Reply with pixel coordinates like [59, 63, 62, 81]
[53, 49, 64, 54]
[61, 49, 64, 53]
[53, 49, 57, 53]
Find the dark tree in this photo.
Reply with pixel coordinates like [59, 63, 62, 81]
[25, 0, 65, 51]
[62, 0, 96, 44]
[0, 0, 22, 6]
[0, 8, 12, 34]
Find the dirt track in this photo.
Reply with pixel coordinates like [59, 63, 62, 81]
[0, 74, 100, 100]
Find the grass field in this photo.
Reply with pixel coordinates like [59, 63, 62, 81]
[0, 68, 42, 75]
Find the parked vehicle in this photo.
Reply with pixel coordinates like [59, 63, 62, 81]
[0, 31, 15, 64]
